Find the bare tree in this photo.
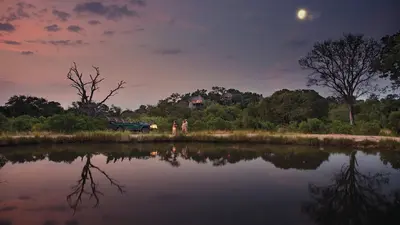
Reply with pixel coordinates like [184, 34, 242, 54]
[67, 62, 126, 116]
[299, 34, 381, 125]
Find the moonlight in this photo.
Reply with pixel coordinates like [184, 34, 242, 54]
[297, 9, 307, 20]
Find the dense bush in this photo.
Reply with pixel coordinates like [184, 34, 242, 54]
[10, 115, 39, 132]
[329, 120, 353, 134]
[207, 117, 232, 130]
[191, 120, 208, 131]
[353, 121, 381, 136]
[388, 111, 400, 134]
[259, 121, 276, 131]
[299, 118, 326, 134]
[46, 113, 107, 133]
[0, 113, 9, 132]
[0, 114, 107, 133]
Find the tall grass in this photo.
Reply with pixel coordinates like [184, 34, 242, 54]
[1, 131, 400, 150]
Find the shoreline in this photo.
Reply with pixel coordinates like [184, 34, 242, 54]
[1, 131, 400, 150]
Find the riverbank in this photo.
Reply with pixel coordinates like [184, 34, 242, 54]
[1, 131, 400, 150]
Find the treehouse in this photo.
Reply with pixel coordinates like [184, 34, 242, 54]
[188, 96, 204, 109]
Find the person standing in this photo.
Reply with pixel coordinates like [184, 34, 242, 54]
[172, 121, 178, 136]
[181, 119, 188, 134]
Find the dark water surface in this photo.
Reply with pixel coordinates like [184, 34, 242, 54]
[0, 143, 399, 225]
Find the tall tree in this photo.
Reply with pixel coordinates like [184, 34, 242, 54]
[258, 89, 329, 124]
[299, 34, 381, 125]
[67, 62, 126, 116]
[375, 31, 400, 89]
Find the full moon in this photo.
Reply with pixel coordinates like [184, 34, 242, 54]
[297, 9, 307, 20]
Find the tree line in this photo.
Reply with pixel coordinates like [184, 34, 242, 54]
[0, 31, 399, 135]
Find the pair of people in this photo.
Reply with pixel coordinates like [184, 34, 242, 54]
[172, 119, 188, 135]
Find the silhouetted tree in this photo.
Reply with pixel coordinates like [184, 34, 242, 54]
[374, 31, 400, 89]
[1, 95, 63, 117]
[67, 62, 126, 117]
[299, 34, 381, 125]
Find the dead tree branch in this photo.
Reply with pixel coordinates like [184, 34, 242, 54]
[67, 62, 126, 116]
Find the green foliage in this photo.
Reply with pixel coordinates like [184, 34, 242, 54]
[206, 117, 232, 130]
[258, 89, 329, 124]
[0, 113, 10, 132]
[353, 121, 381, 136]
[388, 111, 400, 134]
[191, 120, 208, 131]
[329, 120, 353, 134]
[288, 121, 299, 132]
[1, 83, 400, 136]
[299, 118, 326, 134]
[328, 105, 349, 123]
[259, 121, 276, 131]
[46, 113, 107, 133]
[10, 115, 39, 132]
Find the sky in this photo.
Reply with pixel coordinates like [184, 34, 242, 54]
[0, 0, 399, 109]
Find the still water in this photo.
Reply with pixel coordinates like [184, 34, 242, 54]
[0, 143, 399, 225]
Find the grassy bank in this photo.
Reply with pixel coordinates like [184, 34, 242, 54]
[1, 131, 400, 150]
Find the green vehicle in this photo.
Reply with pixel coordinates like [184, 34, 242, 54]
[107, 117, 151, 133]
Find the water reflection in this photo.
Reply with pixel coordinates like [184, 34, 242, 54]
[0, 144, 334, 170]
[303, 151, 400, 224]
[66, 153, 125, 213]
[0, 144, 399, 225]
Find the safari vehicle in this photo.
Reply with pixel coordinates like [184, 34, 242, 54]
[107, 117, 151, 133]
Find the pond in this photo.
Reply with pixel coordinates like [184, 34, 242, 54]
[0, 143, 399, 225]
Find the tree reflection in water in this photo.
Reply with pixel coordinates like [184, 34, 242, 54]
[302, 151, 400, 225]
[0, 154, 5, 183]
[158, 146, 181, 167]
[1, 145, 399, 219]
[66, 154, 125, 213]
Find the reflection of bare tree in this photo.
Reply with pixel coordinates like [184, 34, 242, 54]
[67, 154, 125, 213]
[303, 151, 400, 225]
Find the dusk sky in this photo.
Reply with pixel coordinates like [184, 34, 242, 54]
[0, 0, 399, 109]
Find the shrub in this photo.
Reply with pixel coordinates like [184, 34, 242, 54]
[191, 120, 208, 131]
[0, 113, 9, 132]
[232, 118, 243, 130]
[10, 115, 39, 132]
[353, 121, 381, 136]
[388, 111, 400, 135]
[46, 113, 106, 133]
[288, 121, 299, 132]
[298, 118, 326, 134]
[206, 117, 232, 130]
[259, 121, 276, 131]
[329, 120, 352, 134]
